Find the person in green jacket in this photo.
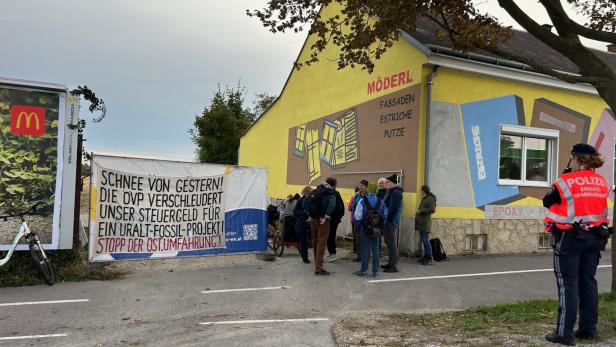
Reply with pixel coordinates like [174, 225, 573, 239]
[415, 185, 437, 265]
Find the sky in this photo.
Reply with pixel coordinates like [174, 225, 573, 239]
[0, 1, 607, 162]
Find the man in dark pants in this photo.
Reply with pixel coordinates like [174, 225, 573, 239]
[304, 177, 336, 275]
[382, 174, 403, 273]
[326, 186, 344, 263]
[543, 144, 610, 346]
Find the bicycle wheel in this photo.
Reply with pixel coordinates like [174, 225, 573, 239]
[29, 239, 55, 285]
[267, 225, 279, 253]
[274, 235, 284, 257]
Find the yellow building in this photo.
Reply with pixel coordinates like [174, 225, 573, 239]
[240, 9, 615, 255]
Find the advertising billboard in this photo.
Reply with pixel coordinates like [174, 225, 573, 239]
[0, 78, 78, 250]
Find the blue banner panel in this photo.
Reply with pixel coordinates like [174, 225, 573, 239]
[111, 208, 267, 260]
[461, 96, 523, 208]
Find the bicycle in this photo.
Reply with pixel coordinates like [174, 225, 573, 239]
[0, 203, 55, 285]
[267, 220, 285, 257]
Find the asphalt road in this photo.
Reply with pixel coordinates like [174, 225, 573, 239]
[0, 252, 612, 346]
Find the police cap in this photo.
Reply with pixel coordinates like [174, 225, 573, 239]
[570, 143, 598, 155]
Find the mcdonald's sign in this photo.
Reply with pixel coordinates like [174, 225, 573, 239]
[10, 105, 45, 136]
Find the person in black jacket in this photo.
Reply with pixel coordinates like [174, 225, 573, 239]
[382, 174, 404, 273]
[326, 187, 344, 263]
[294, 186, 312, 264]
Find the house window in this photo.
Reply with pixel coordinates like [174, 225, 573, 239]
[498, 125, 559, 187]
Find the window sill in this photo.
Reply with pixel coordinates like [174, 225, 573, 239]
[498, 180, 551, 188]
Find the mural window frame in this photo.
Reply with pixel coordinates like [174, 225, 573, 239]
[498, 125, 559, 188]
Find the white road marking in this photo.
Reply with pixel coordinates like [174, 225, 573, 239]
[0, 299, 89, 307]
[200, 318, 329, 325]
[369, 264, 612, 283]
[0, 333, 68, 341]
[202, 286, 289, 294]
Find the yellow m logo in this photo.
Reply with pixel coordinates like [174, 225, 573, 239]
[16, 112, 40, 130]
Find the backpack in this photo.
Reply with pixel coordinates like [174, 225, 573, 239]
[363, 198, 385, 238]
[331, 191, 345, 221]
[429, 238, 448, 261]
[307, 186, 333, 218]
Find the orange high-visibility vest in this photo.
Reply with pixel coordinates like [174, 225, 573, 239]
[545, 169, 609, 231]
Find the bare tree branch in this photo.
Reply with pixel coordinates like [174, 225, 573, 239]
[539, 0, 581, 43]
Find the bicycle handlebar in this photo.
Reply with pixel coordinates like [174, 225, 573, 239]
[0, 202, 42, 220]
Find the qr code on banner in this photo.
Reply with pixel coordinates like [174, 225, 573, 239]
[243, 224, 259, 241]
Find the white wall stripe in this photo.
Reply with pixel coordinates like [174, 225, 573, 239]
[0, 334, 67, 341]
[202, 286, 289, 294]
[200, 318, 329, 325]
[369, 265, 612, 283]
[0, 299, 89, 307]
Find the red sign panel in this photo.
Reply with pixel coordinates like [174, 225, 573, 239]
[10, 105, 45, 136]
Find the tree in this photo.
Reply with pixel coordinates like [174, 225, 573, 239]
[252, 92, 277, 119]
[248, 0, 616, 113]
[248, 1, 616, 291]
[192, 85, 275, 165]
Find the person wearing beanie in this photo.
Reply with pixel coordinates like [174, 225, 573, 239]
[543, 143, 610, 345]
[353, 179, 387, 278]
[382, 174, 403, 272]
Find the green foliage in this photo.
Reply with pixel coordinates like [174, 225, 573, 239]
[367, 182, 377, 194]
[248, 1, 510, 72]
[68, 85, 106, 133]
[252, 92, 277, 118]
[191, 85, 276, 165]
[0, 89, 58, 213]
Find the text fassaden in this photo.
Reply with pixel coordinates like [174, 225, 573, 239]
[471, 125, 487, 180]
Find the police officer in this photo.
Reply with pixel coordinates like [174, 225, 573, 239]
[543, 143, 610, 345]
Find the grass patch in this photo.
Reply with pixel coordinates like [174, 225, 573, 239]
[0, 246, 126, 287]
[454, 293, 616, 336]
[336, 293, 616, 346]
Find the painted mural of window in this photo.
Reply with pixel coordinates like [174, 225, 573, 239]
[498, 125, 559, 187]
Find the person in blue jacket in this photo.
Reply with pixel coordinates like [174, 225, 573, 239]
[353, 179, 388, 278]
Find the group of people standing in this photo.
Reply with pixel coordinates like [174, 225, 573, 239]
[283, 174, 436, 278]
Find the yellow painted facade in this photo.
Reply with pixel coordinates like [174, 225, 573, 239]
[240, 4, 427, 214]
[429, 69, 611, 219]
[240, 4, 614, 224]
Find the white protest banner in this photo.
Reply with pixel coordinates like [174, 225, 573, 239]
[89, 155, 267, 262]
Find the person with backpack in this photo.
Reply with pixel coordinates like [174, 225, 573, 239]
[353, 179, 387, 278]
[303, 177, 337, 275]
[382, 174, 403, 273]
[326, 186, 345, 262]
[415, 185, 437, 265]
[294, 186, 312, 264]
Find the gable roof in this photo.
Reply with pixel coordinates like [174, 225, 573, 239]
[244, 14, 611, 137]
[405, 17, 616, 75]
